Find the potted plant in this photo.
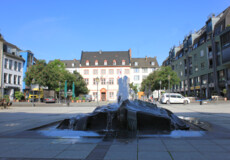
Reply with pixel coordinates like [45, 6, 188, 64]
[71, 97, 75, 103]
[15, 91, 24, 102]
[82, 97, 86, 102]
[75, 97, 79, 103]
[223, 89, 227, 101]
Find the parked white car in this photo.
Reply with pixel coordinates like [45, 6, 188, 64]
[161, 93, 190, 104]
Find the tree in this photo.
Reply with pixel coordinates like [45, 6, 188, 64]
[141, 66, 180, 92]
[129, 82, 138, 94]
[24, 59, 88, 96]
[24, 60, 48, 87]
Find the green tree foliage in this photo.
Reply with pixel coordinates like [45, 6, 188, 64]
[141, 66, 180, 92]
[129, 82, 138, 94]
[24, 59, 88, 96]
[15, 91, 25, 100]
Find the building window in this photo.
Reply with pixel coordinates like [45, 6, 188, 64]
[84, 78, 89, 85]
[14, 75, 17, 84]
[200, 50, 204, 57]
[142, 75, 147, 79]
[4, 73, 7, 83]
[125, 69, 130, 74]
[113, 60, 116, 65]
[93, 78, 98, 85]
[101, 69, 106, 75]
[86, 60, 89, 66]
[134, 62, 138, 66]
[9, 60, 12, 70]
[142, 68, 148, 73]
[109, 69, 114, 74]
[151, 68, 155, 72]
[180, 71, 183, 76]
[194, 54, 197, 60]
[8, 74, 12, 84]
[4, 59, 8, 69]
[109, 78, 114, 85]
[18, 76, 21, 85]
[134, 75, 139, 81]
[104, 60, 107, 65]
[93, 69, 98, 75]
[95, 60, 98, 66]
[151, 62, 155, 66]
[72, 63, 74, 67]
[84, 69, 89, 75]
[101, 78, 106, 85]
[18, 63, 21, 72]
[109, 92, 114, 99]
[117, 69, 122, 74]
[201, 62, 205, 70]
[134, 68, 139, 73]
[122, 60, 125, 65]
[14, 61, 17, 71]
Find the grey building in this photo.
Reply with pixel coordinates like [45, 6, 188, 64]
[163, 6, 230, 100]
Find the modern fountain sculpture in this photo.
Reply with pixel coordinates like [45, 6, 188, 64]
[57, 76, 189, 133]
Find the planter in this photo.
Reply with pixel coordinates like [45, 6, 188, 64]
[224, 97, 227, 101]
[72, 100, 74, 103]
[82, 100, 85, 102]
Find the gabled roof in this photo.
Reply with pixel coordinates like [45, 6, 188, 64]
[131, 57, 159, 68]
[61, 59, 80, 68]
[80, 50, 131, 67]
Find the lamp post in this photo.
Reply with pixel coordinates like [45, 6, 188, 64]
[59, 81, 61, 104]
[96, 77, 100, 106]
[32, 78, 35, 107]
[159, 80, 162, 101]
[168, 75, 171, 103]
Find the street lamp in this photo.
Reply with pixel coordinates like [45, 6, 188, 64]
[168, 75, 171, 103]
[107, 80, 109, 102]
[32, 78, 35, 107]
[96, 77, 100, 106]
[158, 80, 162, 101]
[59, 81, 61, 104]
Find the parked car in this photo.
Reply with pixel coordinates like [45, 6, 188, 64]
[84, 94, 92, 102]
[44, 96, 56, 103]
[161, 93, 190, 104]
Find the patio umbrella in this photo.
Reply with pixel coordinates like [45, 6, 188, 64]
[64, 80, 67, 98]
[72, 82, 75, 98]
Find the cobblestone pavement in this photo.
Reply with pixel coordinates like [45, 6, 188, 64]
[0, 101, 230, 160]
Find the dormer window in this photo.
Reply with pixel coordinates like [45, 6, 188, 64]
[151, 62, 155, 66]
[122, 60, 125, 65]
[72, 63, 75, 67]
[86, 60, 89, 66]
[95, 60, 98, 66]
[113, 60, 116, 65]
[104, 60, 107, 65]
[134, 62, 138, 66]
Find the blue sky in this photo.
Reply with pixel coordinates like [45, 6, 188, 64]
[0, 0, 229, 65]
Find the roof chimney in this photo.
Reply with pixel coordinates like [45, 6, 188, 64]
[145, 56, 147, 61]
[128, 48, 132, 58]
[99, 50, 102, 54]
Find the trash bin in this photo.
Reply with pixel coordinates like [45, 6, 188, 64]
[200, 100, 203, 105]
[67, 102, 70, 106]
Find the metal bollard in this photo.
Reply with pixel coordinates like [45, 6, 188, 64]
[200, 100, 203, 105]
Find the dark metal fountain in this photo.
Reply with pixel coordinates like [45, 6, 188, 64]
[57, 76, 189, 134]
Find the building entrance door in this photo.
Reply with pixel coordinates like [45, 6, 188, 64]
[100, 88, 107, 101]
[101, 92, 106, 101]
